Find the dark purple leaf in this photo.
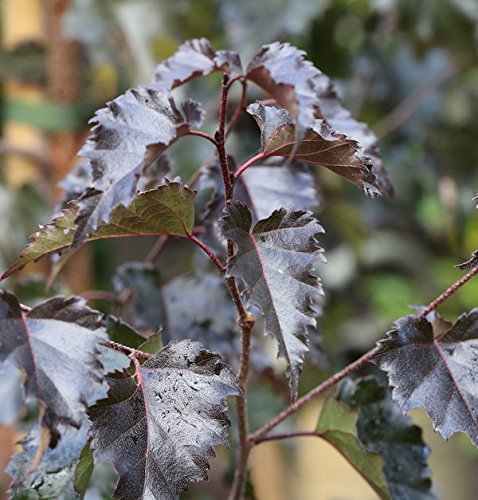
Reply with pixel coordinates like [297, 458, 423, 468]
[456, 250, 478, 270]
[248, 102, 381, 196]
[372, 310, 478, 446]
[154, 38, 242, 90]
[0, 292, 106, 437]
[239, 160, 319, 221]
[73, 86, 203, 247]
[88, 340, 240, 499]
[222, 202, 325, 396]
[246, 42, 392, 194]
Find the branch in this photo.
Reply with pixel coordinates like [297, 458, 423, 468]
[216, 74, 234, 201]
[234, 151, 268, 180]
[226, 79, 248, 139]
[420, 265, 478, 318]
[186, 130, 218, 146]
[101, 340, 151, 361]
[249, 259, 478, 445]
[248, 350, 375, 445]
[255, 430, 319, 445]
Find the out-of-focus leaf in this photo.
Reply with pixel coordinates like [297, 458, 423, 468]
[154, 38, 242, 89]
[248, 103, 381, 196]
[239, 161, 319, 220]
[73, 85, 203, 246]
[2, 182, 196, 280]
[222, 202, 325, 396]
[199, 156, 318, 225]
[372, 310, 478, 447]
[338, 377, 434, 499]
[7, 420, 90, 499]
[0, 292, 106, 438]
[113, 262, 165, 333]
[0, 362, 24, 426]
[89, 340, 240, 499]
[162, 272, 238, 361]
[316, 397, 390, 499]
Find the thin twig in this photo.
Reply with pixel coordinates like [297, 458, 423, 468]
[249, 261, 478, 445]
[234, 151, 268, 180]
[188, 235, 225, 274]
[226, 79, 248, 139]
[101, 340, 151, 361]
[186, 130, 218, 146]
[248, 350, 375, 445]
[145, 235, 169, 264]
[255, 430, 319, 445]
[420, 265, 478, 318]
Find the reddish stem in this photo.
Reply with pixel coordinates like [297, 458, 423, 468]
[420, 265, 478, 318]
[186, 130, 218, 146]
[255, 430, 319, 445]
[234, 151, 268, 179]
[188, 234, 225, 274]
[249, 350, 375, 445]
[101, 340, 151, 361]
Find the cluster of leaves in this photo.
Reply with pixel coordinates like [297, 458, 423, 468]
[1, 38, 478, 499]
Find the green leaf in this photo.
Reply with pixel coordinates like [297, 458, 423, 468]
[222, 201, 325, 397]
[2, 182, 195, 280]
[74, 439, 94, 498]
[338, 377, 434, 499]
[248, 102, 381, 196]
[316, 398, 391, 499]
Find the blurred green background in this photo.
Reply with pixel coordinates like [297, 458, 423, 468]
[1, 0, 478, 498]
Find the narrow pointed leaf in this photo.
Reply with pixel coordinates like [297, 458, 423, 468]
[0, 292, 106, 435]
[248, 103, 380, 196]
[2, 183, 195, 279]
[73, 85, 202, 246]
[316, 398, 390, 499]
[222, 201, 325, 396]
[372, 310, 478, 447]
[338, 377, 434, 499]
[154, 38, 242, 90]
[88, 340, 240, 499]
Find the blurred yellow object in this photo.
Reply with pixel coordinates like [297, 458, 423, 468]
[2, 0, 46, 189]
